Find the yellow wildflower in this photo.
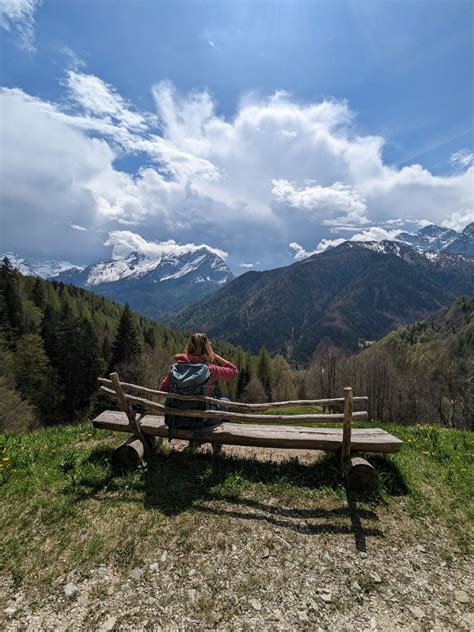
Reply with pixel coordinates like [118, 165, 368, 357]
[421, 451, 430, 456]
[2, 457, 9, 462]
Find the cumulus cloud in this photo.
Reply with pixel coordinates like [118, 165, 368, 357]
[272, 179, 369, 229]
[1, 73, 473, 269]
[104, 230, 228, 260]
[0, 0, 40, 51]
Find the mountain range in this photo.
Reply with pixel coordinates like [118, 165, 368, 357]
[168, 238, 474, 361]
[3, 222, 473, 328]
[2, 248, 234, 318]
[1, 252, 84, 279]
[395, 222, 474, 257]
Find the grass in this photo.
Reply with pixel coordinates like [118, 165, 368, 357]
[0, 416, 472, 598]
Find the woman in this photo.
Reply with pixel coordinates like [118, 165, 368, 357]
[160, 333, 239, 445]
[160, 332, 239, 394]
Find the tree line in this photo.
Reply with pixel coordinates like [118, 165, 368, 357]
[2, 259, 469, 433]
[0, 259, 296, 432]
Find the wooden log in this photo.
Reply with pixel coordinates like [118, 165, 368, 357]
[344, 455, 377, 489]
[98, 377, 368, 410]
[341, 387, 353, 464]
[99, 386, 369, 423]
[112, 435, 144, 470]
[109, 373, 153, 454]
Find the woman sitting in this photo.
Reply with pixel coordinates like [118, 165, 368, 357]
[160, 333, 239, 445]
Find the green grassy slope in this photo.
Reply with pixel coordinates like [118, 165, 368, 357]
[0, 420, 472, 596]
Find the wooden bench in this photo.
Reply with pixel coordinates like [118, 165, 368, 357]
[94, 372, 403, 488]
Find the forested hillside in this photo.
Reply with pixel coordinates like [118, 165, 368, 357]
[0, 258, 297, 432]
[169, 241, 474, 361]
[302, 296, 473, 429]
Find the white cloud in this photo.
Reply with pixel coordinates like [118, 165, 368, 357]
[272, 179, 368, 227]
[0, 0, 40, 51]
[442, 209, 474, 232]
[294, 226, 402, 259]
[66, 71, 150, 132]
[70, 224, 88, 232]
[450, 149, 474, 170]
[104, 230, 228, 260]
[1, 73, 473, 268]
[417, 219, 432, 228]
[238, 262, 255, 268]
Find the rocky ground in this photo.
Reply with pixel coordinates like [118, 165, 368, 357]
[1, 444, 472, 631]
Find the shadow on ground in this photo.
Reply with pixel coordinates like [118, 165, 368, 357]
[73, 446, 409, 551]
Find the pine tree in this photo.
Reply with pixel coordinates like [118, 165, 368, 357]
[9, 333, 50, 415]
[257, 346, 273, 400]
[109, 304, 142, 381]
[0, 257, 23, 335]
[31, 277, 46, 310]
[144, 326, 156, 349]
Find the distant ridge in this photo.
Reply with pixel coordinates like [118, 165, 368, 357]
[395, 222, 474, 258]
[169, 239, 474, 361]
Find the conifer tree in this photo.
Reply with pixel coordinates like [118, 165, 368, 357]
[0, 257, 23, 334]
[10, 333, 50, 415]
[109, 304, 142, 381]
[31, 277, 46, 309]
[144, 326, 156, 349]
[257, 346, 273, 400]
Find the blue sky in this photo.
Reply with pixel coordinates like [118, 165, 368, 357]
[1, 0, 472, 270]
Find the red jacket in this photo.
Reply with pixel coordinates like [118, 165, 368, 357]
[159, 353, 239, 395]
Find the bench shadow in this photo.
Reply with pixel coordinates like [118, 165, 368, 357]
[75, 446, 408, 552]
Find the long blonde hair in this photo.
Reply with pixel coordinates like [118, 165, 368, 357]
[186, 332, 213, 362]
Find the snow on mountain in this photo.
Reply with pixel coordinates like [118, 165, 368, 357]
[83, 252, 163, 286]
[1, 252, 82, 278]
[32, 260, 84, 279]
[441, 222, 474, 258]
[396, 224, 459, 253]
[67, 248, 233, 288]
[52, 247, 234, 318]
[1, 252, 36, 276]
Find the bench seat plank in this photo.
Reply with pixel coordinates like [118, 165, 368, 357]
[93, 410, 403, 453]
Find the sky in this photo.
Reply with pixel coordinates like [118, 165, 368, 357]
[0, 0, 472, 272]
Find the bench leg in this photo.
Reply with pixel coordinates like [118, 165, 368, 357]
[343, 453, 377, 490]
[112, 435, 144, 470]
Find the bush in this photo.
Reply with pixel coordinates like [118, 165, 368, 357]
[0, 377, 39, 433]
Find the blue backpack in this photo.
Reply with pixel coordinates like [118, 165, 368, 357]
[164, 362, 211, 443]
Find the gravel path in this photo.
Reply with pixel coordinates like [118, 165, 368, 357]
[1, 445, 472, 631]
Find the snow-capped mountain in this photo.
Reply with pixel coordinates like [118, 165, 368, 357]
[395, 222, 474, 258]
[55, 248, 234, 318]
[2, 247, 234, 319]
[1, 252, 82, 279]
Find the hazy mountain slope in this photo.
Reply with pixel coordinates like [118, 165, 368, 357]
[169, 242, 474, 361]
